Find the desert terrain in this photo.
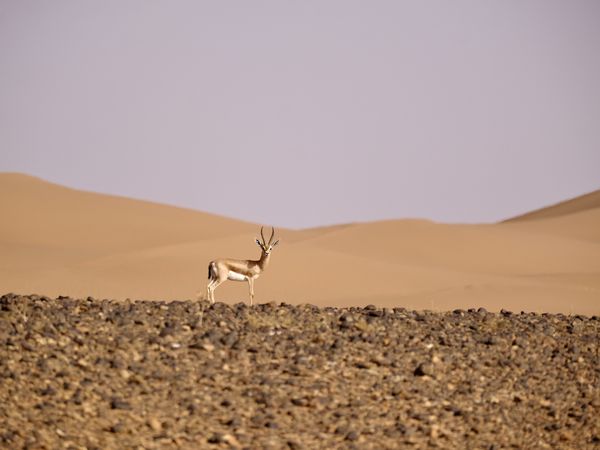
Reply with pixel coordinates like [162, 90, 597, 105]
[1, 173, 599, 449]
[1, 294, 598, 449]
[1, 172, 599, 314]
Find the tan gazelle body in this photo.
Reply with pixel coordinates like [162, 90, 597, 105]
[205, 227, 279, 305]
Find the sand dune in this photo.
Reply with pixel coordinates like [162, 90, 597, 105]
[1, 173, 599, 314]
[0, 173, 256, 256]
[503, 208, 600, 243]
[504, 188, 600, 222]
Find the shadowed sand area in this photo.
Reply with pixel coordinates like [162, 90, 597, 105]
[1, 173, 599, 314]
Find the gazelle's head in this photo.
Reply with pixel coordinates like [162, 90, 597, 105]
[256, 226, 279, 255]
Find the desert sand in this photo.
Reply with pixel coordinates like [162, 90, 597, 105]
[1, 176, 599, 449]
[1, 173, 599, 314]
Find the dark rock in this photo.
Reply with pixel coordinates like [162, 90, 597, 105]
[335, 425, 349, 435]
[207, 433, 225, 444]
[291, 397, 308, 407]
[224, 417, 241, 428]
[109, 422, 124, 433]
[331, 338, 344, 349]
[110, 398, 131, 410]
[346, 430, 360, 441]
[287, 439, 303, 450]
[39, 386, 56, 396]
[414, 362, 434, 377]
[221, 331, 238, 347]
[482, 336, 497, 345]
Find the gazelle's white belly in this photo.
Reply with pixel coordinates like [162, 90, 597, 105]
[227, 271, 247, 282]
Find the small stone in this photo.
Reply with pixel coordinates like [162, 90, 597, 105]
[291, 397, 308, 406]
[202, 343, 215, 352]
[148, 418, 162, 432]
[221, 434, 241, 448]
[207, 433, 225, 444]
[339, 313, 354, 323]
[82, 402, 94, 415]
[354, 319, 369, 331]
[40, 386, 56, 396]
[224, 416, 241, 428]
[287, 439, 303, 450]
[391, 386, 403, 397]
[110, 398, 131, 410]
[346, 430, 360, 441]
[414, 362, 433, 377]
[355, 361, 370, 369]
[331, 338, 344, 349]
[335, 425, 349, 435]
[222, 332, 238, 347]
[109, 422, 124, 433]
[483, 336, 497, 345]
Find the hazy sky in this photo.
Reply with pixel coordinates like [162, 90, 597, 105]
[1, 1, 599, 228]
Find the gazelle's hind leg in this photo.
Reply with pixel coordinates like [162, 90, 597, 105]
[206, 275, 218, 303]
[206, 262, 221, 303]
[207, 265, 227, 304]
[208, 277, 226, 303]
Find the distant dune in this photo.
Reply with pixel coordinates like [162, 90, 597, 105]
[1, 173, 599, 314]
[504, 188, 600, 222]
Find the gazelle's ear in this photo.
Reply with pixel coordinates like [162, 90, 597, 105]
[272, 239, 280, 247]
[255, 238, 263, 247]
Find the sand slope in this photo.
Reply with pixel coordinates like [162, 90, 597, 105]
[504, 189, 600, 222]
[1, 173, 599, 314]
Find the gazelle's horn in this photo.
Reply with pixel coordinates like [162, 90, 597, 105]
[268, 226, 275, 246]
[260, 226, 266, 245]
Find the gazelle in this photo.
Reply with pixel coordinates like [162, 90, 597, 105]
[205, 226, 279, 305]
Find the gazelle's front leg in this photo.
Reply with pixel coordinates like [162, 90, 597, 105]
[206, 283, 213, 303]
[247, 278, 255, 306]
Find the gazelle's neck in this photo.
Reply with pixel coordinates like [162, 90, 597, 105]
[257, 251, 271, 270]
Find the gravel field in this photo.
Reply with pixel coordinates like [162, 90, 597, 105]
[1, 294, 599, 449]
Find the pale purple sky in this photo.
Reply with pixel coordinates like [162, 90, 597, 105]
[1, 1, 599, 228]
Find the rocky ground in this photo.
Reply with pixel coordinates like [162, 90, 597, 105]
[0, 294, 598, 450]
